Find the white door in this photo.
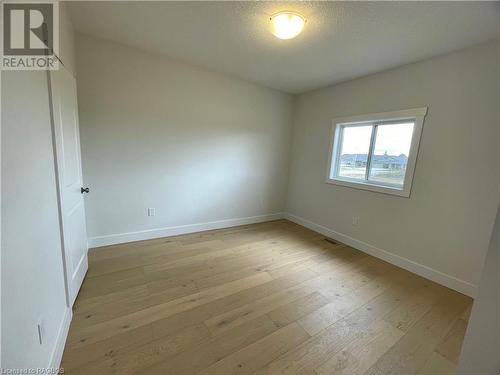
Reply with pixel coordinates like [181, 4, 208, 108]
[49, 64, 89, 306]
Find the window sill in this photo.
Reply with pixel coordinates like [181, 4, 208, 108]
[326, 177, 411, 197]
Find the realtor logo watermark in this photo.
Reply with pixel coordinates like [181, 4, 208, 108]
[2, 1, 59, 70]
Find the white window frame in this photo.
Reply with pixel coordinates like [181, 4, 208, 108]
[326, 107, 427, 198]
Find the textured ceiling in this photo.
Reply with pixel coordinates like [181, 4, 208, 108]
[69, 1, 499, 94]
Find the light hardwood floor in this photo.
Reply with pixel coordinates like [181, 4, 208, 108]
[62, 220, 472, 374]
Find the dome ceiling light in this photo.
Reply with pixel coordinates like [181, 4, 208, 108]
[270, 12, 306, 40]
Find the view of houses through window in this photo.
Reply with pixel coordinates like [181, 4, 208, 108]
[337, 122, 414, 187]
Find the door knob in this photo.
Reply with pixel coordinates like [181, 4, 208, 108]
[81, 187, 90, 194]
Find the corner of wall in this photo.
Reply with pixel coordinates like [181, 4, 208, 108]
[283, 93, 300, 213]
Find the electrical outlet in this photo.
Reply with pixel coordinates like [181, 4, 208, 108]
[147, 208, 156, 217]
[352, 216, 359, 226]
[37, 319, 43, 345]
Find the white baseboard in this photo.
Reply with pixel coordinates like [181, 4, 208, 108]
[284, 212, 477, 297]
[48, 307, 72, 371]
[89, 213, 284, 248]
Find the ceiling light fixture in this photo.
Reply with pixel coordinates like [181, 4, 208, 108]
[270, 12, 305, 40]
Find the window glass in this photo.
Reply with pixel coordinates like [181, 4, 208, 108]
[337, 125, 373, 180]
[368, 122, 414, 186]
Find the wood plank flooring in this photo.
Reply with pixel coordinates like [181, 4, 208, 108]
[61, 220, 472, 374]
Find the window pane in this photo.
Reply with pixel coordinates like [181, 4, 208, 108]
[337, 125, 372, 180]
[368, 122, 414, 186]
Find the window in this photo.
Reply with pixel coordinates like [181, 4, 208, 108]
[327, 108, 427, 197]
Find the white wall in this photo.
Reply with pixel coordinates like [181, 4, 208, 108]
[1, 71, 69, 369]
[457, 207, 500, 374]
[286, 41, 500, 296]
[1, 5, 76, 370]
[75, 34, 293, 246]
